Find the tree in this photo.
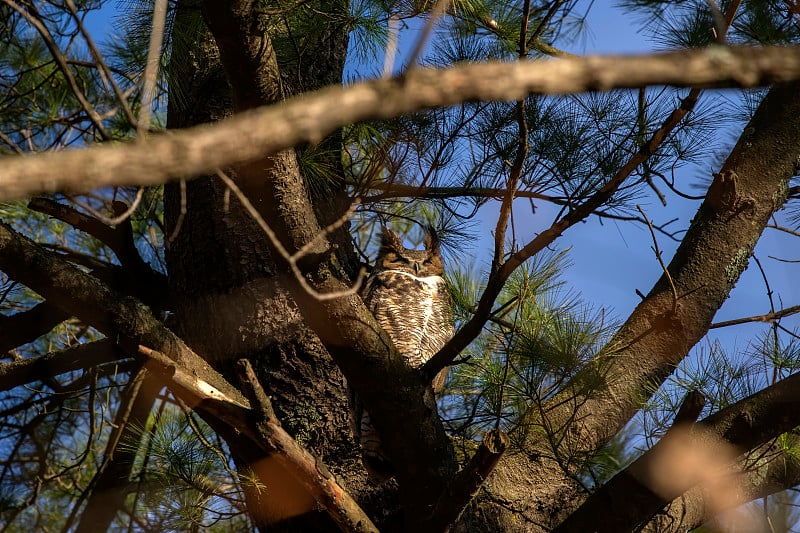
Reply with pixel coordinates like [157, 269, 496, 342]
[2, 0, 800, 531]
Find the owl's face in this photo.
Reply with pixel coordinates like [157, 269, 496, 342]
[377, 227, 444, 277]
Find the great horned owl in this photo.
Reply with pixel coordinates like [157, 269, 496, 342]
[351, 226, 453, 482]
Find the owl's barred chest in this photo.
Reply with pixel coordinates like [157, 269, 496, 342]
[363, 270, 450, 366]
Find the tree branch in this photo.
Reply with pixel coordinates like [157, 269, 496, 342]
[0, 340, 124, 392]
[0, 301, 69, 354]
[73, 369, 161, 533]
[429, 429, 509, 530]
[709, 303, 800, 329]
[2, 46, 800, 201]
[422, 86, 701, 379]
[28, 197, 171, 311]
[642, 444, 800, 532]
[0, 221, 377, 531]
[0, 222, 246, 407]
[234, 359, 379, 533]
[472, 79, 800, 529]
[138, 346, 379, 533]
[556, 370, 800, 532]
[3, 0, 110, 140]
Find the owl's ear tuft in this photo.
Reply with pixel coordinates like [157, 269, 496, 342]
[380, 226, 404, 251]
[424, 226, 440, 253]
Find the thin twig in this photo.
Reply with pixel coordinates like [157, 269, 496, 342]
[214, 170, 366, 301]
[64, 0, 137, 128]
[166, 179, 187, 245]
[768, 223, 800, 238]
[637, 204, 678, 311]
[526, 0, 563, 50]
[709, 304, 800, 329]
[3, 0, 109, 140]
[403, 0, 450, 74]
[137, 0, 168, 136]
[67, 188, 145, 226]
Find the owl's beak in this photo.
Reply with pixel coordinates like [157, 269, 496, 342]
[413, 262, 421, 275]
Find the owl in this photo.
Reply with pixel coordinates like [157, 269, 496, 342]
[351, 226, 454, 482]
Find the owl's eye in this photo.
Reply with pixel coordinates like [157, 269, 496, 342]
[386, 253, 409, 264]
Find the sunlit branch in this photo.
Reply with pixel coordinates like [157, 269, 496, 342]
[643, 445, 800, 532]
[555, 369, 800, 532]
[2, 46, 800, 201]
[491, 0, 532, 275]
[234, 359, 379, 533]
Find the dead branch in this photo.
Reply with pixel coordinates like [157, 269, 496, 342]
[709, 304, 800, 328]
[429, 428, 509, 530]
[235, 359, 379, 533]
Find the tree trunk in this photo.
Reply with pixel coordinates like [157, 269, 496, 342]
[163, 1, 392, 530]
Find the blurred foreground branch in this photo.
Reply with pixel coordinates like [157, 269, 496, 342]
[1, 46, 800, 200]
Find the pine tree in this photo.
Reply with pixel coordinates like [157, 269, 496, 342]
[1, 0, 800, 531]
